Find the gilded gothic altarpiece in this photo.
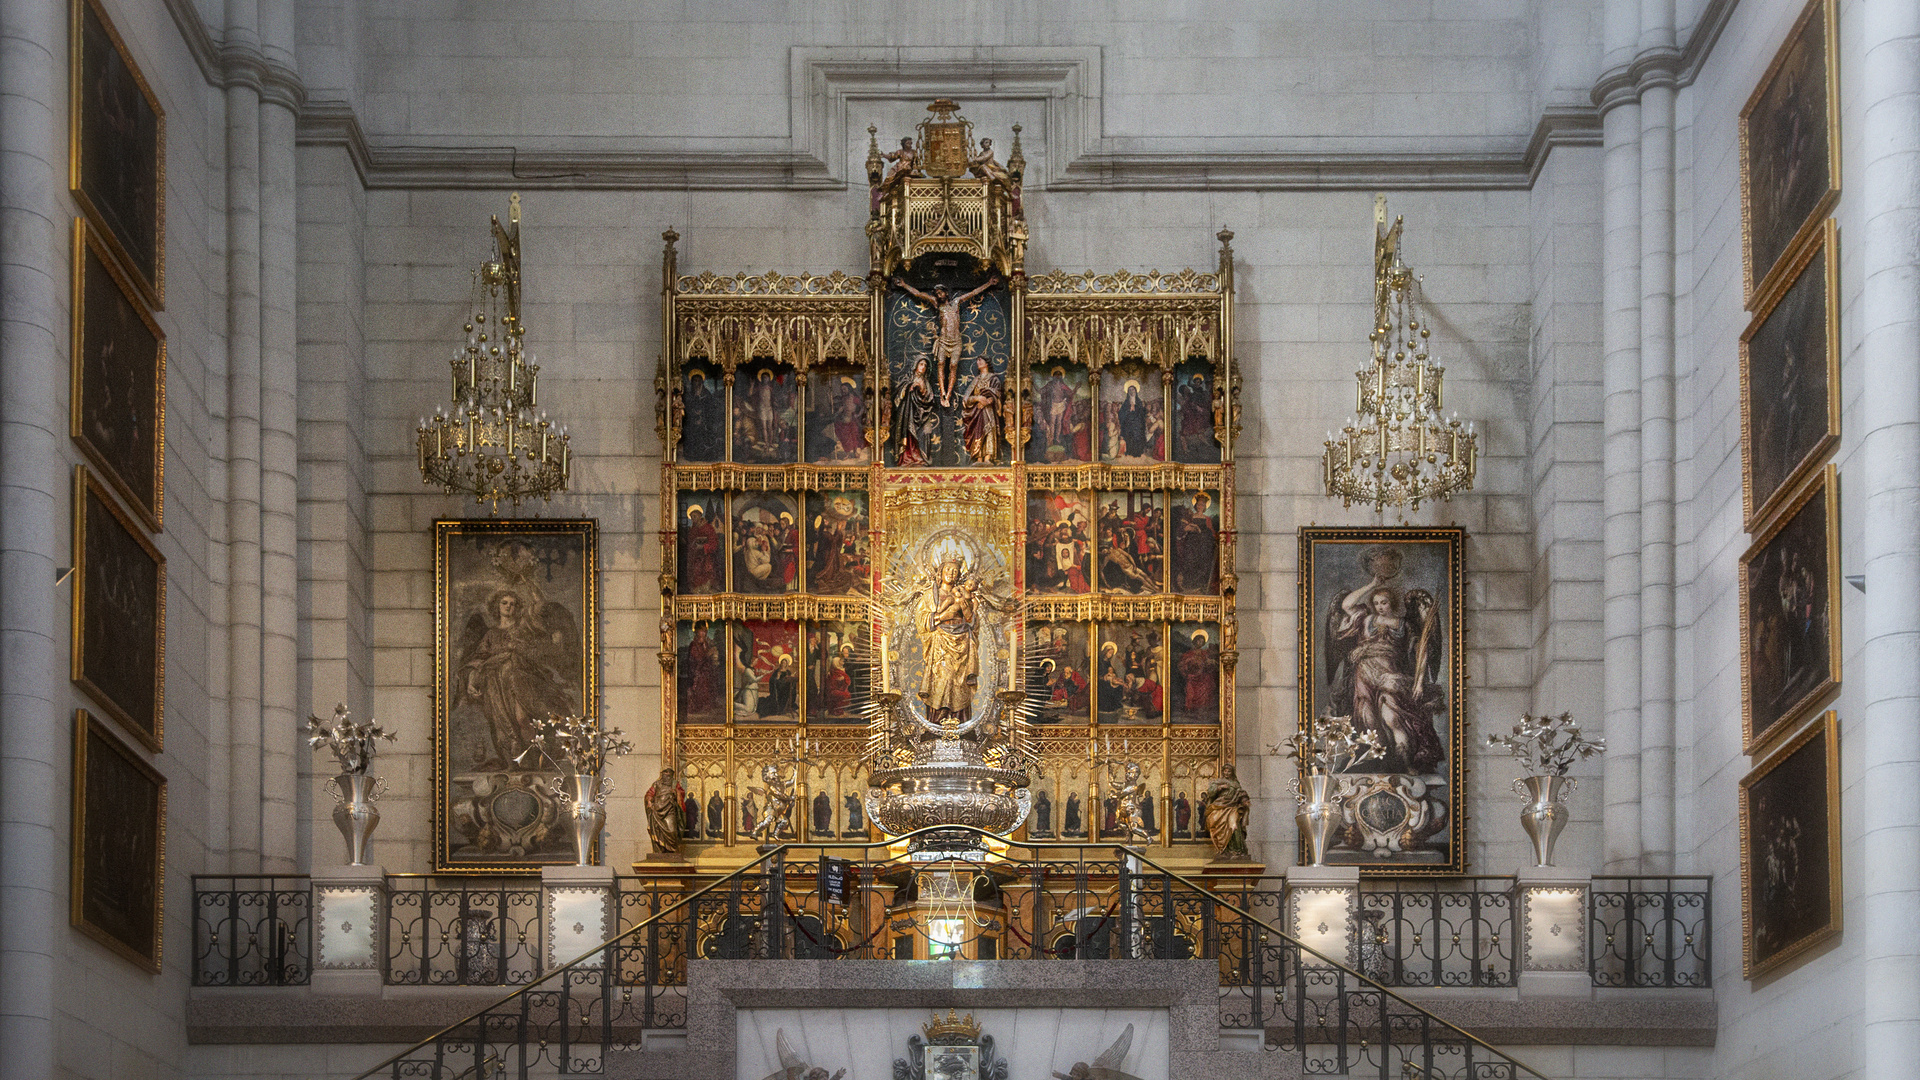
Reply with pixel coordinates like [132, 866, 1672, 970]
[654, 102, 1240, 863]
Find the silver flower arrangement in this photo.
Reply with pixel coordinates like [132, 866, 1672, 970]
[1271, 715, 1386, 773]
[514, 714, 634, 775]
[1484, 712, 1605, 776]
[304, 704, 397, 774]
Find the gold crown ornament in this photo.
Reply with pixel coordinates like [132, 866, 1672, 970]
[922, 1009, 982, 1042]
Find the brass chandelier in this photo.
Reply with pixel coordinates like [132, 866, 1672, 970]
[1322, 196, 1477, 513]
[417, 194, 572, 512]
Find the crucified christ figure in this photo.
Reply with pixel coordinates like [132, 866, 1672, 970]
[894, 276, 999, 407]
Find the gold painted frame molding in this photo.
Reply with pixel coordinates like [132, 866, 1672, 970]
[72, 217, 166, 532]
[1297, 526, 1468, 875]
[1740, 219, 1837, 532]
[1740, 0, 1840, 309]
[71, 709, 166, 973]
[69, 0, 166, 308]
[433, 518, 600, 873]
[72, 464, 166, 752]
[1740, 464, 1840, 754]
[1740, 710, 1840, 980]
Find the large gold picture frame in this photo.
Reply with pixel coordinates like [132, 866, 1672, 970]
[1740, 0, 1839, 309]
[1740, 710, 1840, 980]
[1740, 464, 1840, 754]
[69, 0, 165, 308]
[72, 463, 166, 752]
[434, 519, 600, 873]
[72, 217, 166, 532]
[71, 709, 166, 973]
[1297, 526, 1467, 875]
[1740, 219, 1837, 532]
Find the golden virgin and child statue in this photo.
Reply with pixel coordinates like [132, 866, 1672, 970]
[654, 99, 1243, 860]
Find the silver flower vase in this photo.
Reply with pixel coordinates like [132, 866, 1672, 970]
[1514, 774, 1575, 867]
[560, 772, 609, 866]
[1290, 771, 1340, 866]
[326, 773, 386, 866]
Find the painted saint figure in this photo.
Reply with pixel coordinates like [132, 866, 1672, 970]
[959, 354, 1008, 463]
[1324, 551, 1445, 775]
[891, 356, 941, 466]
[1199, 764, 1251, 861]
[455, 588, 581, 770]
[893, 276, 999, 407]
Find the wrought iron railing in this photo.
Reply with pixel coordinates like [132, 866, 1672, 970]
[192, 874, 312, 986]
[344, 833, 1553, 1080]
[1589, 876, 1712, 988]
[1359, 876, 1517, 988]
[385, 876, 546, 986]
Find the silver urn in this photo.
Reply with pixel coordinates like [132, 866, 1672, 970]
[1291, 771, 1340, 867]
[1514, 774, 1574, 867]
[865, 737, 1031, 848]
[327, 772, 386, 866]
[558, 772, 609, 866]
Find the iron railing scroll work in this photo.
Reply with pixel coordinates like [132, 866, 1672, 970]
[342, 829, 1553, 1080]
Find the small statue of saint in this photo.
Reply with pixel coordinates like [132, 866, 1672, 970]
[1200, 763, 1252, 862]
[644, 766, 687, 856]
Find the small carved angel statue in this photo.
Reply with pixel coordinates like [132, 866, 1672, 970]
[747, 762, 798, 846]
[763, 1029, 846, 1080]
[1054, 1023, 1144, 1080]
[1101, 757, 1152, 845]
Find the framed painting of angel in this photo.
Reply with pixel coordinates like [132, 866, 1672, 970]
[434, 519, 598, 873]
[1298, 527, 1466, 874]
[1740, 0, 1839, 306]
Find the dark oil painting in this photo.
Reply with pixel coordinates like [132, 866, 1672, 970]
[677, 620, 725, 725]
[733, 620, 799, 723]
[733, 492, 799, 594]
[1170, 490, 1221, 594]
[1171, 359, 1220, 464]
[1300, 528, 1466, 873]
[73, 220, 164, 531]
[1029, 362, 1093, 463]
[434, 519, 597, 872]
[1170, 622, 1221, 725]
[676, 491, 725, 594]
[732, 361, 798, 465]
[1028, 621, 1091, 723]
[807, 620, 868, 723]
[72, 0, 165, 306]
[1101, 362, 1165, 464]
[1741, 466, 1838, 752]
[1742, 221, 1836, 529]
[1097, 491, 1164, 595]
[71, 711, 165, 972]
[805, 490, 869, 595]
[1742, 712, 1839, 979]
[806, 367, 869, 464]
[1027, 490, 1092, 595]
[1741, 0, 1836, 301]
[73, 466, 165, 751]
[1097, 622, 1164, 725]
[680, 362, 726, 462]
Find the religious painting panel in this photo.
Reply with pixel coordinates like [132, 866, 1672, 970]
[1742, 219, 1838, 531]
[1170, 490, 1222, 595]
[71, 0, 165, 307]
[1100, 363, 1165, 464]
[1741, 711, 1840, 979]
[733, 492, 799, 595]
[679, 361, 726, 462]
[676, 492, 726, 594]
[1028, 621, 1091, 724]
[805, 490, 870, 595]
[884, 271, 1010, 467]
[1026, 490, 1092, 596]
[1299, 527, 1466, 874]
[806, 367, 870, 464]
[676, 620, 726, 725]
[1097, 622, 1165, 726]
[1169, 622, 1221, 726]
[434, 519, 598, 873]
[733, 620, 800, 724]
[1096, 490, 1165, 595]
[732, 361, 798, 464]
[1740, 0, 1839, 305]
[1170, 359, 1221, 464]
[72, 464, 165, 752]
[1028, 361, 1093, 463]
[72, 218, 164, 532]
[1741, 465, 1840, 753]
[808, 620, 869, 724]
[71, 710, 165, 972]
